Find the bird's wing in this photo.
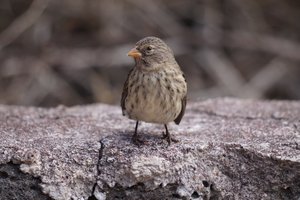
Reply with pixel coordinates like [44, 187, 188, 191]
[174, 95, 187, 125]
[174, 72, 187, 125]
[121, 68, 133, 115]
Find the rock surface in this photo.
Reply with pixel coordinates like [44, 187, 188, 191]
[0, 98, 299, 200]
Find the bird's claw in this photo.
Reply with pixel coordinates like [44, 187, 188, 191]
[162, 132, 179, 145]
[132, 135, 145, 146]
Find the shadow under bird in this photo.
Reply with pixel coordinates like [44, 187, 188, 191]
[121, 36, 187, 145]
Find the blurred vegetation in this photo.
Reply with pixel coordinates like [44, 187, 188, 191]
[0, 0, 300, 107]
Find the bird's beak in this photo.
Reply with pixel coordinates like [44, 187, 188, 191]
[127, 47, 142, 58]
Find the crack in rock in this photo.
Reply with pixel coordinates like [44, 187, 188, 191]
[89, 139, 106, 200]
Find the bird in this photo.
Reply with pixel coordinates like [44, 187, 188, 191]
[121, 36, 187, 145]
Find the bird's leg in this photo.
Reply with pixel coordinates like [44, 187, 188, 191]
[164, 124, 179, 145]
[132, 121, 144, 145]
[162, 131, 167, 138]
[134, 121, 139, 137]
[161, 125, 169, 138]
[164, 124, 171, 145]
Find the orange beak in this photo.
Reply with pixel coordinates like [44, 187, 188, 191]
[127, 47, 142, 58]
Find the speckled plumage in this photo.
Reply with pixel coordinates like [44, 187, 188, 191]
[121, 37, 187, 144]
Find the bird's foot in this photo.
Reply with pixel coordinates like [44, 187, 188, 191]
[162, 132, 179, 145]
[132, 135, 145, 146]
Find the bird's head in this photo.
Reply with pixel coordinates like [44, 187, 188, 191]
[127, 37, 175, 70]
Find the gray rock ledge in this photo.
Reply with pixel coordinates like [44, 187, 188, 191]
[0, 98, 299, 200]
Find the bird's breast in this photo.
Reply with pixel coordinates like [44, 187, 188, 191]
[124, 68, 185, 124]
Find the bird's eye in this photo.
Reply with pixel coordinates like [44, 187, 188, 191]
[146, 46, 152, 51]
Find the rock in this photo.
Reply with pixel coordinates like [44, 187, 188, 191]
[0, 163, 51, 200]
[0, 98, 299, 200]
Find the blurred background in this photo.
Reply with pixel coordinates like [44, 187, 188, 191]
[0, 0, 300, 107]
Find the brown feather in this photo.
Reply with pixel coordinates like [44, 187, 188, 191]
[121, 68, 133, 115]
[174, 95, 187, 125]
[174, 73, 187, 125]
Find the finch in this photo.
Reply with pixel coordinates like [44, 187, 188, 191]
[121, 36, 187, 145]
